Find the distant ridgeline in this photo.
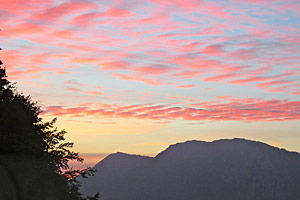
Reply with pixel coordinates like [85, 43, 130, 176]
[80, 138, 300, 200]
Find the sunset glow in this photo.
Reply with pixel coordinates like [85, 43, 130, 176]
[1, 0, 299, 166]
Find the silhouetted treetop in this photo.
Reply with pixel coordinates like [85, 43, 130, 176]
[0, 52, 98, 199]
[0, 62, 82, 173]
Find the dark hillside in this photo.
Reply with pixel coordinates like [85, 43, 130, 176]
[80, 138, 300, 200]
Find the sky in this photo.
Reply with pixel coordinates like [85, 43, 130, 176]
[0, 0, 300, 167]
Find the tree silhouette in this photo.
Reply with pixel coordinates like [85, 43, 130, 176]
[0, 52, 98, 199]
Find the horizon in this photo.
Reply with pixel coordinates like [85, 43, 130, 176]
[70, 137, 297, 169]
[1, 0, 300, 168]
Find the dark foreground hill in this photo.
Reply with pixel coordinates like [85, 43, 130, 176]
[80, 138, 300, 200]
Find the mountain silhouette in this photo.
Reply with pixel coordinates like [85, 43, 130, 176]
[79, 138, 300, 200]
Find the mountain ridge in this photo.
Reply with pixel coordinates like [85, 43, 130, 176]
[80, 138, 300, 200]
[100, 138, 298, 161]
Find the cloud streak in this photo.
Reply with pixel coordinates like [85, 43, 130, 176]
[44, 98, 300, 122]
[1, 0, 300, 127]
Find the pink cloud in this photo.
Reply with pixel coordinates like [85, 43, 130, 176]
[100, 61, 130, 70]
[1, 0, 299, 102]
[176, 84, 198, 88]
[229, 75, 282, 85]
[201, 88, 213, 91]
[229, 48, 257, 60]
[67, 87, 81, 92]
[158, 27, 222, 39]
[180, 42, 203, 52]
[69, 7, 137, 27]
[66, 86, 104, 96]
[112, 73, 175, 86]
[64, 80, 89, 87]
[202, 2, 235, 19]
[134, 64, 175, 75]
[201, 44, 226, 56]
[140, 92, 160, 97]
[44, 98, 300, 122]
[1, 23, 46, 38]
[0, 0, 53, 14]
[84, 91, 104, 96]
[255, 80, 294, 90]
[103, 8, 136, 17]
[216, 96, 233, 99]
[171, 71, 204, 78]
[204, 73, 240, 82]
[71, 57, 100, 64]
[31, 0, 98, 22]
[166, 95, 192, 100]
[148, 0, 202, 11]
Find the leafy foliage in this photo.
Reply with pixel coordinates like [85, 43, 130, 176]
[0, 59, 98, 199]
